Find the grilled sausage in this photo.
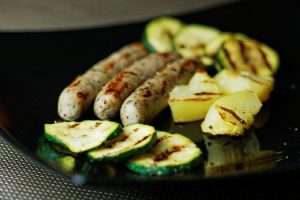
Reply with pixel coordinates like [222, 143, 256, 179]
[58, 42, 148, 121]
[121, 59, 200, 126]
[94, 52, 180, 119]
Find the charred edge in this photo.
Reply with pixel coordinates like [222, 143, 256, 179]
[257, 46, 272, 71]
[77, 92, 89, 100]
[223, 47, 237, 70]
[154, 145, 185, 162]
[94, 122, 102, 128]
[134, 135, 151, 145]
[156, 135, 171, 143]
[105, 134, 129, 149]
[240, 73, 269, 85]
[67, 122, 80, 128]
[219, 111, 237, 125]
[182, 59, 199, 68]
[219, 106, 247, 125]
[238, 40, 257, 74]
[194, 92, 222, 96]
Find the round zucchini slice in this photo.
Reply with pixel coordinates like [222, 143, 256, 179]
[127, 131, 202, 175]
[88, 124, 156, 162]
[217, 38, 279, 76]
[173, 24, 221, 59]
[44, 120, 121, 153]
[143, 17, 184, 52]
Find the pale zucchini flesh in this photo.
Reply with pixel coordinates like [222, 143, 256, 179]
[88, 124, 156, 162]
[216, 38, 279, 76]
[44, 120, 121, 153]
[127, 131, 202, 175]
[173, 24, 221, 59]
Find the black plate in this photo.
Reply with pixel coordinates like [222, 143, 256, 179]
[0, 1, 300, 186]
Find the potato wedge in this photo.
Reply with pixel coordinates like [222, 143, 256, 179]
[215, 69, 274, 102]
[201, 91, 262, 136]
[168, 70, 222, 123]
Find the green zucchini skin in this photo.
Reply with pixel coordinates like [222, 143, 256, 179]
[87, 124, 157, 162]
[127, 131, 202, 176]
[44, 120, 122, 153]
[127, 152, 202, 176]
[142, 17, 184, 52]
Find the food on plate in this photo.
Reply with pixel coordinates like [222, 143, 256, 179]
[216, 38, 279, 76]
[44, 120, 121, 153]
[205, 32, 248, 59]
[142, 17, 184, 52]
[58, 42, 148, 121]
[168, 69, 223, 123]
[201, 91, 262, 136]
[88, 124, 156, 162]
[127, 131, 202, 175]
[121, 59, 200, 126]
[173, 24, 221, 66]
[215, 69, 274, 102]
[94, 52, 180, 120]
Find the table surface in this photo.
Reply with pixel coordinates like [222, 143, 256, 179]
[1, 0, 300, 199]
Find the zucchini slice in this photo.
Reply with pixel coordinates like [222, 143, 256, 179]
[88, 124, 156, 162]
[217, 38, 279, 76]
[143, 17, 184, 52]
[205, 32, 248, 58]
[173, 24, 221, 59]
[44, 120, 121, 153]
[127, 131, 202, 175]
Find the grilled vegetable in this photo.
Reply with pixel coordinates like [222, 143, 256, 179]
[173, 24, 220, 65]
[44, 120, 121, 153]
[143, 17, 184, 52]
[215, 69, 274, 102]
[168, 70, 223, 123]
[88, 124, 156, 162]
[205, 32, 248, 58]
[120, 59, 200, 126]
[216, 38, 279, 76]
[127, 131, 202, 175]
[201, 91, 262, 136]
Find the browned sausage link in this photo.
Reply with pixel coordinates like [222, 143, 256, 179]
[121, 58, 200, 126]
[93, 52, 180, 120]
[58, 42, 148, 121]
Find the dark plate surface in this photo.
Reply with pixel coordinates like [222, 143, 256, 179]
[0, 0, 300, 186]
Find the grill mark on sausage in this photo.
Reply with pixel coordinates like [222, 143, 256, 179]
[77, 92, 89, 100]
[67, 122, 80, 128]
[154, 145, 185, 161]
[161, 80, 167, 95]
[257, 46, 272, 71]
[219, 105, 247, 125]
[133, 42, 147, 50]
[134, 135, 151, 145]
[141, 88, 152, 97]
[238, 40, 257, 74]
[103, 60, 116, 73]
[223, 47, 237, 70]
